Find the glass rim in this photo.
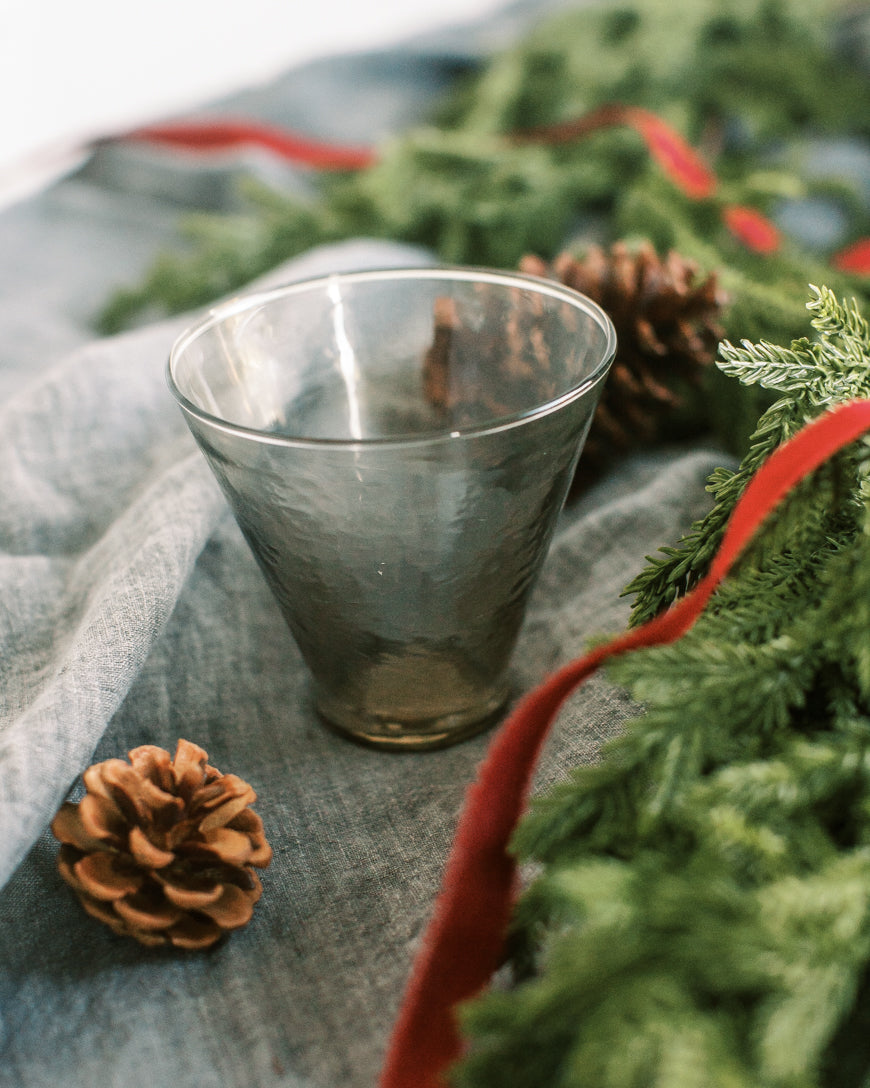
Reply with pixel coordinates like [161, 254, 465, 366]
[166, 264, 617, 450]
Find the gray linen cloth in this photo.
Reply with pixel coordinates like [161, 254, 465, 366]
[0, 5, 724, 1085]
[0, 245, 721, 1083]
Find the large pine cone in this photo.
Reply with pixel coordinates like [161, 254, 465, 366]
[52, 739, 272, 950]
[521, 242, 726, 489]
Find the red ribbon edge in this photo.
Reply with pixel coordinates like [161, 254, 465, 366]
[379, 398, 870, 1088]
[122, 119, 377, 171]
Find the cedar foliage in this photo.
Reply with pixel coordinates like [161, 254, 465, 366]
[97, 0, 870, 365]
[453, 287, 870, 1088]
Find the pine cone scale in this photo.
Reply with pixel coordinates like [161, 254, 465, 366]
[193, 826, 259, 866]
[114, 893, 184, 930]
[128, 825, 175, 869]
[128, 745, 173, 786]
[100, 759, 184, 827]
[53, 802, 106, 852]
[73, 851, 143, 901]
[198, 883, 256, 930]
[158, 876, 224, 911]
[170, 739, 211, 799]
[198, 790, 257, 831]
[168, 917, 223, 951]
[78, 792, 126, 843]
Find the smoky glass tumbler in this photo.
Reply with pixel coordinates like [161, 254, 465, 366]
[167, 267, 616, 749]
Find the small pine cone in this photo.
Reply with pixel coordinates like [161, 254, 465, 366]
[52, 739, 272, 950]
[520, 241, 726, 489]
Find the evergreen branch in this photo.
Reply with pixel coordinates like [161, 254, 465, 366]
[809, 284, 870, 358]
[96, 0, 870, 387]
[717, 336, 820, 391]
[456, 290, 870, 1088]
[624, 287, 870, 625]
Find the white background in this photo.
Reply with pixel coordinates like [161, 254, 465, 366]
[0, 0, 507, 205]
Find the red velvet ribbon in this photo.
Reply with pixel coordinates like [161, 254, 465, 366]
[379, 398, 870, 1088]
[833, 238, 870, 276]
[123, 119, 376, 171]
[722, 204, 782, 255]
[620, 106, 717, 200]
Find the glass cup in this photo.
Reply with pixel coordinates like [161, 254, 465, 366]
[167, 267, 616, 749]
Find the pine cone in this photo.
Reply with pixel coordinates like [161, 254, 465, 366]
[422, 290, 559, 427]
[521, 242, 726, 490]
[52, 739, 272, 950]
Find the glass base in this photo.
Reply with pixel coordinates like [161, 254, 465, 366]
[313, 686, 509, 751]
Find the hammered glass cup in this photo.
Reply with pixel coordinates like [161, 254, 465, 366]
[167, 267, 616, 750]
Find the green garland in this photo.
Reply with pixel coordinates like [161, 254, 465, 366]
[452, 286, 870, 1087]
[97, 0, 870, 373]
[625, 284, 870, 623]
